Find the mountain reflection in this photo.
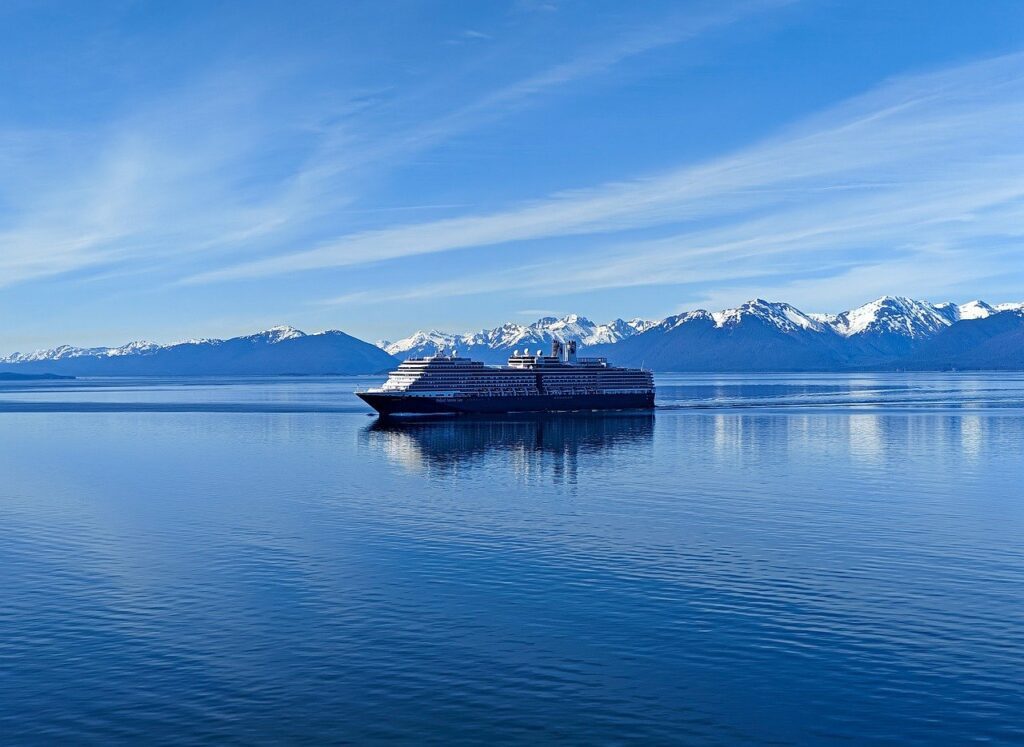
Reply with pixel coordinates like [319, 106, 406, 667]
[362, 413, 655, 481]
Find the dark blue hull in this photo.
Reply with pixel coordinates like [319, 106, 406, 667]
[357, 391, 655, 416]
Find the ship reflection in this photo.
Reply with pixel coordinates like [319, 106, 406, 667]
[361, 413, 655, 482]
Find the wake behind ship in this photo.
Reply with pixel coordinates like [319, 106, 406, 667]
[357, 340, 654, 416]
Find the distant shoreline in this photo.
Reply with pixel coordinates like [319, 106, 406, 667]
[0, 372, 75, 381]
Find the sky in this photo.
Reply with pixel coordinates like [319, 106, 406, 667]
[2, 0, 1024, 351]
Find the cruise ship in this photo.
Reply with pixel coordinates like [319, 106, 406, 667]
[357, 340, 654, 415]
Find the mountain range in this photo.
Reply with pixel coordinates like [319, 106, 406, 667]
[380, 297, 1024, 371]
[2, 297, 1023, 375]
[378, 314, 656, 364]
[585, 298, 1024, 372]
[0, 326, 395, 376]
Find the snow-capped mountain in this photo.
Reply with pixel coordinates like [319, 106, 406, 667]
[905, 307, 1024, 370]
[378, 297, 1024, 370]
[381, 314, 654, 363]
[590, 300, 846, 372]
[238, 325, 306, 344]
[807, 297, 1020, 361]
[710, 299, 828, 333]
[826, 297, 952, 339]
[995, 302, 1024, 313]
[0, 326, 314, 365]
[952, 300, 996, 321]
[382, 330, 458, 357]
[0, 326, 395, 376]
[4, 296, 1024, 376]
[808, 298, 1005, 335]
[585, 296, 1024, 371]
[545, 314, 654, 345]
[2, 340, 161, 363]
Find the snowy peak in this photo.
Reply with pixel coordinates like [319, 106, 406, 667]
[592, 296, 1023, 344]
[383, 330, 458, 356]
[822, 296, 1018, 338]
[931, 300, 996, 323]
[956, 300, 995, 321]
[994, 302, 1024, 313]
[1, 340, 160, 363]
[108, 341, 161, 356]
[828, 296, 951, 339]
[463, 322, 542, 350]
[649, 301, 825, 336]
[3, 344, 100, 363]
[656, 309, 712, 331]
[588, 318, 654, 344]
[1, 325, 315, 363]
[0, 324, 394, 376]
[627, 318, 658, 334]
[243, 325, 306, 344]
[540, 314, 646, 345]
[535, 314, 661, 344]
[545, 314, 597, 341]
[381, 313, 657, 359]
[170, 337, 223, 347]
[711, 299, 826, 334]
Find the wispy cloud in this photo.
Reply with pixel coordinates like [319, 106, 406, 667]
[445, 28, 493, 45]
[1, 1, 782, 291]
[295, 0, 790, 203]
[193, 50, 1024, 312]
[516, 308, 559, 317]
[0, 67, 363, 287]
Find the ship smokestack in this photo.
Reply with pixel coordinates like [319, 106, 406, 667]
[551, 339, 562, 360]
[568, 340, 577, 363]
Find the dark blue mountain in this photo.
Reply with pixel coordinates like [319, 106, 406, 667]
[0, 326, 397, 376]
[898, 310, 1024, 370]
[4, 298, 1024, 376]
[586, 300, 849, 371]
[586, 298, 1024, 372]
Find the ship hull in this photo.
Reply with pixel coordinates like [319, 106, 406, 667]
[357, 391, 655, 416]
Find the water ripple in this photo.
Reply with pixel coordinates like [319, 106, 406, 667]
[0, 375, 1022, 744]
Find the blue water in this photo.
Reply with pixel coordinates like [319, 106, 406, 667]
[1, 374, 1022, 744]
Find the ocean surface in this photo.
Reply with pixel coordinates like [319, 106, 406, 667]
[1, 373, 1022, 745]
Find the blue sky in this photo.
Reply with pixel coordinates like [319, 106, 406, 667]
[2, 0, 1024, 350]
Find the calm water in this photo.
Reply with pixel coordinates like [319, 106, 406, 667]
[1, 374, 1022, 745]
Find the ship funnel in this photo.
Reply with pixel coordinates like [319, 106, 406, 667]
[568, 340, 577, 363]
[551, 339, 562, 360]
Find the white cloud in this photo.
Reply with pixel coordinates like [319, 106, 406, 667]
[1, 2, 781, 290]
[0, 68, 359, 287]
[296, 0, 790, 203]
[200, 50, 1024, 310]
